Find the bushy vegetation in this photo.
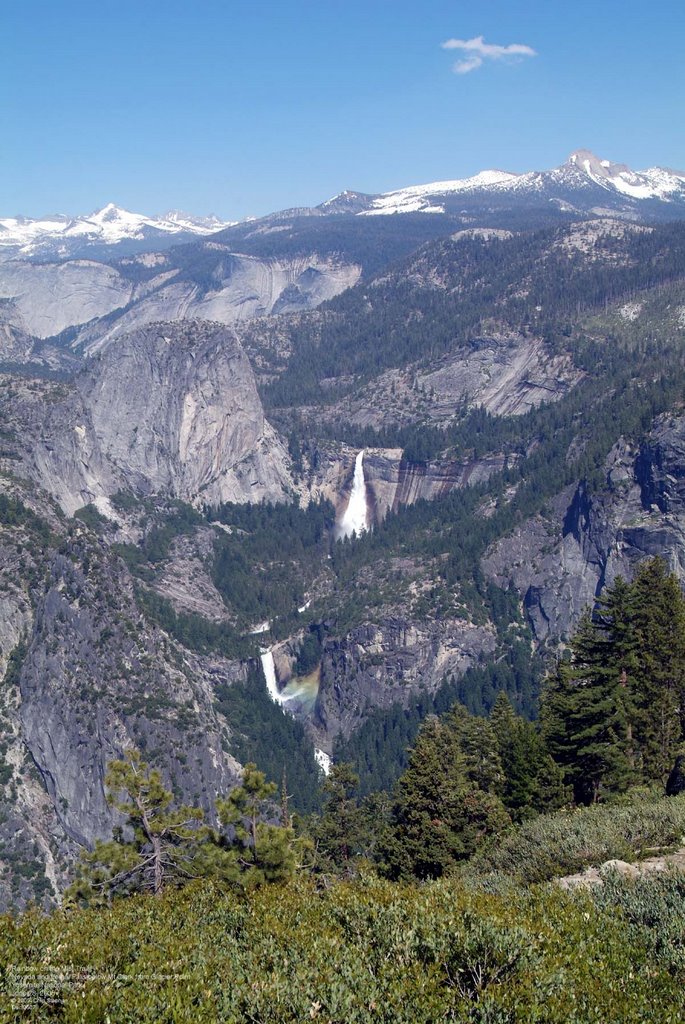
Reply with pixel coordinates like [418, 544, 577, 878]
[134, 586, 256, 660]
[0, 493, 52, 547]
[2, 872, 685, 1022]
[464, 793, 685, 884]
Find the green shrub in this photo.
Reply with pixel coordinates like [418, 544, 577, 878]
[463, 793, 685, 884]
[1, 874, 683, 1022]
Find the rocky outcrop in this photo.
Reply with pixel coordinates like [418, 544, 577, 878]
[483, 415, 685, 641]
[311, 616, 496, 750]
[0, 321, 294, 515]
[559, 849, 685, 889]
[81, 320, 293, 507]
[368, 451, 517, 518]
[19, 533, 240, 848]
[318, 334, 582, 430]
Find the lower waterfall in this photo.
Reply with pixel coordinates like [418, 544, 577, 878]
[260, 649, 331, 774]
[260, 648, 282, 705]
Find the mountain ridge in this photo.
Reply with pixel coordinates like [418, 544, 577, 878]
[4, 150, 685, 263]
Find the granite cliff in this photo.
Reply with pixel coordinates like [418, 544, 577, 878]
[0, 320, 293, 516]
[484, 415, 685, 641]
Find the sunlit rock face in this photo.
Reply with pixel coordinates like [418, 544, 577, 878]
[0, 320, 294, 516]
[80, 319, 293, 507]
[0, 252, 361, 351]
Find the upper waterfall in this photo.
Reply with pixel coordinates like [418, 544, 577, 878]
[338, 450, 369, 539]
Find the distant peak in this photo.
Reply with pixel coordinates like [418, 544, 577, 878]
[568, 150, 631, 179]
[568, 148, 599, 165]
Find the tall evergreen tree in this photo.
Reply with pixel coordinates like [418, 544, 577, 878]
[628, 558, 685, 779]
[311, 763, 364, 874]
[540, 558, 685, 801]
[216, 763, 299, 884]
[541, 612, 632, 804]
[490, 691, 566, 817]
[383, 714, 509, 881]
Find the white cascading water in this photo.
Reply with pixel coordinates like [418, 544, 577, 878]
[260, 648, 284, 705]
[338, 450, 368, 539]
[260, 647, 308, 707]
[260, 650, 332, 771]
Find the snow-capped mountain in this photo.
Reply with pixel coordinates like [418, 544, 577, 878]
[0, 204, 234, 261]
[5, 151, 685, 265]
[319, 150, 685, 218]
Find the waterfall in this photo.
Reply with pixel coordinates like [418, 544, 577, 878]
[338, 450, 368, 539]
[260, 649, 283, 705]
[260, 648, 315, 710]
[260, 649, 331, 770]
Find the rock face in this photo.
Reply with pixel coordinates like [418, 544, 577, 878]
[0, 251, 360, 350]
[312, 616, 496, 750]
[0, 321, 294, 515]
[0, 480, 246, 910]
[303, 444, 516, 524]
[484, 415, 685, 641]
[366, 451, 518, 519]
[81, 320, 293, 507]
[18, 535, 240, 850]
[0, 260, 136, 338]
[317, 334, 582, 431]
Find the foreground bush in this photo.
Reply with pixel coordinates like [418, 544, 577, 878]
[463, 792, 685, 884]
[1, 872, 684, 1022]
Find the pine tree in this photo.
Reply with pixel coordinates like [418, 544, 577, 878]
[311, 763, 364, 874]
[216, 763, 299, 884]
[383, 714, 509, 880]
[490, 691, 567, 817]
[541, 612, 631, 804]
[68, 750, 209, 904]
[628, 558, 685, 779]
[541, 559, 685, 799]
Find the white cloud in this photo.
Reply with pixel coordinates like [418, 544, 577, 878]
[441, 35, 537, 75]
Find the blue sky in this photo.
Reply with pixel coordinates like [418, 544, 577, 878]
[3, 0, 684, 218]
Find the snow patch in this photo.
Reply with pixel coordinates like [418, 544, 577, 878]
[0, 205, 235, 257]
[361, 170, 519, 216]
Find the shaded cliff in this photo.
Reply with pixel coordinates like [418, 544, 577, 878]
[0, 485, 246, 910]
[483, 415, 685, 641]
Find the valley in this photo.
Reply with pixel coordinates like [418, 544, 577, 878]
[2, 151, 685, 912]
